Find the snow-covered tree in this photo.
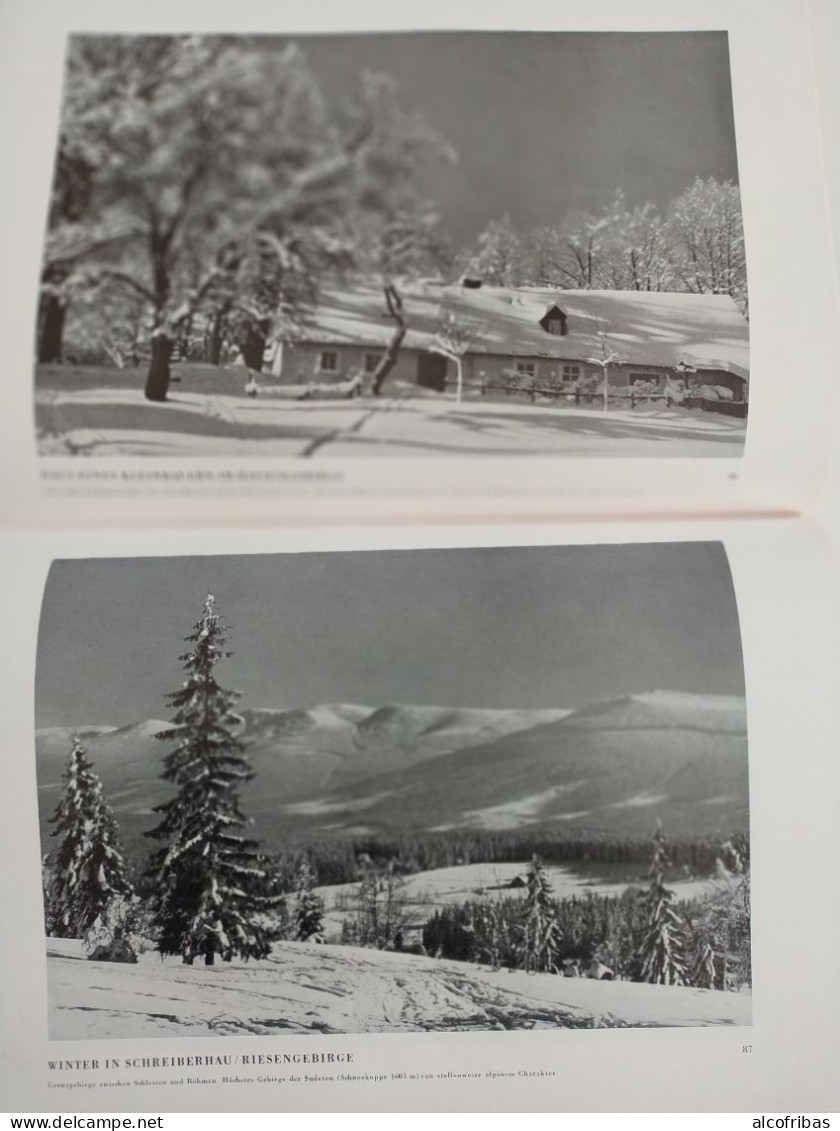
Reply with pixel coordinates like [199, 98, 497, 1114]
[687, 922, 718, 989]
[50, 38, 455, 398]
[351, 864, 410, 949]
[145, 593, 281, 965]
[55, 38, 354, 400]
[668, 176, 748, 314]
[518, 855, 560, 974]
[45, 738, 134, 938]
[431, 307, 480, 403]
[468, 214, 527, 287]
[83, 894, 149, 963]
[551, 206, 614, 290]
[294, 857, 325, 942]
[636, 824, 687, 986]
[684, 848, 751, 991]
[585, 321, 623, 412]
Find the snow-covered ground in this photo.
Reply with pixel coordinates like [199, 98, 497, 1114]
[47, 938, 750, 1040]
[36, 387, 746, 458]
[317, 862, 726, 940]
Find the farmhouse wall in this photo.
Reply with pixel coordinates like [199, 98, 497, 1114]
[276, 342, 419, 385]
[460, 355, 684, 390]
[274, 342, 747, 402]
[690, 367, 748, 402]
[459, 353, 594, 388]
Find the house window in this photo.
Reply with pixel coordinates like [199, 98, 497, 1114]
[319, 350, 338, 372]
[515, 361, 536, 378]
[364, 352, 381, 374]
[562, 363, 581, 383]
[539, 305, 568, 336]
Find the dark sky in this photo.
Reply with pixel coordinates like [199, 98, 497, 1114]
[287, 30, 739, 240]
[35, 543, 744, 727]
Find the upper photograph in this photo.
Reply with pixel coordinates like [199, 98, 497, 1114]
[34, 31, 749, 460]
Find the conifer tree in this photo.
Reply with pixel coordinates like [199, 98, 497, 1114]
[145, 593, 280, 965]
[688, 924, 718, 989]
[45, 737, 133, 938]
[519, 854, 560, 973]
[294, 858, 325, 942]
[636, 824, 686, 986]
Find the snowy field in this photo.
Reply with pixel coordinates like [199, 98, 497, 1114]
[317, 862, 727, 941]
[47, 938, 750, 1040]
[35, 386, 746, 458]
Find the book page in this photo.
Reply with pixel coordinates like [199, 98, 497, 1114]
[0, 0, 837, 525]
[0, 518, 837, 1112]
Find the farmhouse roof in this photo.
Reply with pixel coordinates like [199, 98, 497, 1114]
[288, 277, 750, 379]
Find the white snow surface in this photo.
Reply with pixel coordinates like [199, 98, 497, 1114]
[317, 863, 724, 934]
[38, 392, 746, 459]
[47, 938, 749, 1040]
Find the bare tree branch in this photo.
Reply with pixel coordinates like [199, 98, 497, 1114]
[95, 268, 157, 305]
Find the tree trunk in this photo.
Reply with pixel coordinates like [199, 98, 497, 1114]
[208, 310, 226, 366]
[204, 949, 215, 967]
[144, 333, 173, 402]
[371, 284, 407, 396]
[176, 317, 192, 364]
[242, 325, 267, 372]
[38, 295, 66, 363]
[455, 357, 463, 403]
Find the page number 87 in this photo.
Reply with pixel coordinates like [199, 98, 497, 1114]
[742, 1045, 752, 1053]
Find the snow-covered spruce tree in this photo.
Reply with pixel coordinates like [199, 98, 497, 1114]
[518, 854, 560, 973]
[45, 737, 134, 938]
[635, 824, 687, 986]
[145, 593, 280, 966]
[294, 858, 325, 942]
[683, 852, 751, 991]
[687, 921, 718, 989]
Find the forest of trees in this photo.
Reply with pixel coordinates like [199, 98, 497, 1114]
[421, 839, 751, 991]
[265, 824, 748, 889]
[38, 35, 748, 398]
[461, 183, 747, 315]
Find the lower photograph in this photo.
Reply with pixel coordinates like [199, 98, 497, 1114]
[34, 542, 751, 1040]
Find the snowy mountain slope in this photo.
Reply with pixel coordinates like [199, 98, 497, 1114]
[35, 724, 119, 759]
[563, 690, 746, 733]
[46, 938, 750, 1040]
[35, 703, 571, 853]
[35, 691, 747, 854]
[320, 691, 748, 836]
[36, 720, 175, 839]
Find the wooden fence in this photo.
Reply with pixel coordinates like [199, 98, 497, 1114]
[443, 379, 747, 417]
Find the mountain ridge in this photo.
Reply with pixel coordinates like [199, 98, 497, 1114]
[35, 690, 748, 855]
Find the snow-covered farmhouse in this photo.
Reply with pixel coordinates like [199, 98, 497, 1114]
[267, 278, 750, 409]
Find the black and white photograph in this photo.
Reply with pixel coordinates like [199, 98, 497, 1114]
[34, 31, 749, 460]
[36, 543, 751, 1039]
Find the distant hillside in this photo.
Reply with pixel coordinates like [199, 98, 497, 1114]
[326, 691, 748, 836]
[35, 691, 747, 858]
